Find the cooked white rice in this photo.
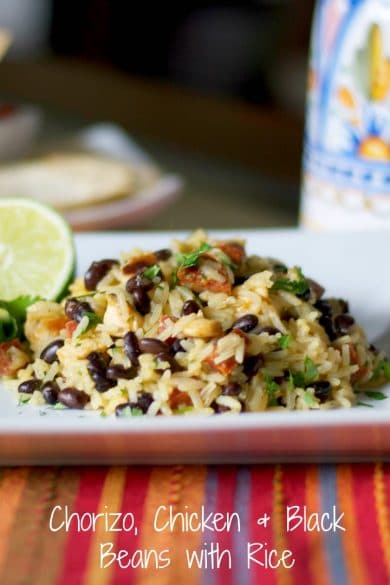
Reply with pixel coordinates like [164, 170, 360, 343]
[2, 230, 389, 416]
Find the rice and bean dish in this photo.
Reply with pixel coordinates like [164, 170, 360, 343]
[1, 230, 389, 416]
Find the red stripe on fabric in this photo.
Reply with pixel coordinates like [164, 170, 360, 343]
[56, 468, 107, 585]
[112, 467, 152, 585]
[249, 465, 277, 585]
[352, 464, 388, 585]
[379, 463, 390, 579]
[280, 464, 313, 585]
[213, 467, 237, 585]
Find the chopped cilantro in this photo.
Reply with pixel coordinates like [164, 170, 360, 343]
[176, 243, 212, 268]
[303, 391, 317, 407]
[143, 264, 162, 280]
[74, 311, 102, 337]
[278, 334, 291, 350]
[117, 406, 143, 418]
[53, 402, 67, 410]
[0, 295, 39, 341]
[173, 406, 194, 414]
[364, 390, 387, 401]
[372, 359, 390, 381]
[264, 373, 279, 405]
[271, 267, 309, 296]
[290, 357, 318, 388]
[18, 395, 31, 405]
[292, 371, 305, 388]
[304, 357, 318, 383]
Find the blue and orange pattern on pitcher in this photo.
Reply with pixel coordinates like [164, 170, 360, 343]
[301, 0, 390, 229]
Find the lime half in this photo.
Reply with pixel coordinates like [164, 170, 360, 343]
[0, 198, 75, 301]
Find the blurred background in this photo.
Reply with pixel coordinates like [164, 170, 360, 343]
[0, 0, 315, 230]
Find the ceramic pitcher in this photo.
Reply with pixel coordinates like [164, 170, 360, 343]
[301, 0, 390, 230]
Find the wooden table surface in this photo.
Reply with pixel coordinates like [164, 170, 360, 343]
[0, 58, 303, 229]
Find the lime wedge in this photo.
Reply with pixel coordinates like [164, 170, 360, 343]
[0, 198, 75, 301]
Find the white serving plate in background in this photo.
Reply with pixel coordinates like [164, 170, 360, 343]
[0, 229, 389, 465]
[57, 124, 183, 230]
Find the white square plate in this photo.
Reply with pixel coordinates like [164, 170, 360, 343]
[1, 229, 389, 465]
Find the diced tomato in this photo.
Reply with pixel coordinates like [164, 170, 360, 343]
[168, 388, 192, 410]
[0, 340, 24, 376]
[177, 266, 231, 294]
[65, 320, 78, 338]
[352, 366, 370, 384]
[348, 343, 359, 364]
[204, 347, 237, 376]
[348, 343, 368, 384]
[47, 316, 68, 335]
[217, 242, 245, 265]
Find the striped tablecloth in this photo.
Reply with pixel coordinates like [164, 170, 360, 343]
[0, 464, 389, 585]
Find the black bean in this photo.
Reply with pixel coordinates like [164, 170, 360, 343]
[124, 332, 140, 367]
[115, 392, 154, 416]
[58, 387, 90, 409]
[126, 274, 153, 293]
[234, 275, 248, 286]
[134, 392, 154, 413]
[315, 298, 349, 317]
[106, 365, 136, 380]
[87, 352, 115, 392]
[18, 379, 41, 394]
[41, 381, 59, 405]
[133, 287, 150, 315]
[154, 248, 172, 261]
[319, 314, 337, 341]
[123, 260, 151, 275]
[84, 259, 118, 290]
[210, 401, 230, 414]
[182, 300, 200, 316]
[170, 338, 184, 355]
[139, 338, 169, 355]
[96, 375, 116, 392]
[222, 382, 241, 396]
[334, 314, 355, 336]
[40, 339, 64, 364]
[243, 353, 264, 379]
[314, 299, 333, 317]
[87, 351, 108, 376]
[307, 278, 325, 301]
[156, 352, 183, 373]
[258, 326, 281, 336]
[64, 298, 92, 323]
[274, 375, 286, 384]
[232, 314, 259, 333]
[310, 381, 331, 403]
[369, 344, 379, 355]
